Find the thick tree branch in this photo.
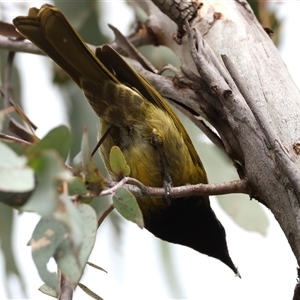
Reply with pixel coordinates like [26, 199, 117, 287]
[151, 0, 200, 39]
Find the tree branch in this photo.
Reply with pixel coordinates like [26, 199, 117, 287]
[103, 177, 251, 199]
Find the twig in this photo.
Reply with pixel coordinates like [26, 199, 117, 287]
[4, 51, 15, 108]
[0, 132, 32, 145]
[109, 21, 157, 54]
[97, 204, 114, 228]
[8, 118, 37, 143]
[0, 21, 24, 38]
[0, 35, 44, 55]
[1, 106, 15, 115]
[103, 177, 251, 199]
[100, 177, 130, 196]
[2, 42, 38, 140]
[58, 272, 73, 300]
[108, 23, 158, 73]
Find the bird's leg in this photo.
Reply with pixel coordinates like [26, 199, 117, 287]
[91, 123, 113, 157]
[152, 129, 173, 204]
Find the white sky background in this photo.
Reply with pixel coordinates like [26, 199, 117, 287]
[1, 1, 300, 299]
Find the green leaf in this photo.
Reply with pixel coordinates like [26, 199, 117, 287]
[39, 284, 58, 298]
[29, 125, 71, 160]
[54, 194, 83, 248]
[30, 202, 97, 291]
[109, 146, 130, 177]
[86, 262, 107, 273]
[0, 141, 34, 193]
[68, 176, 93, 203]
[0, 110, 4, 132]
[78, 283, 104, 300]
[0, 203, 26, 297]
[113, 187, 144, 229]
[56, 203, 97, 285]
[30, 217, 67, 291]
[81, 127, 91, 166]
[68, 176, 89, 195]
[21, 150, 72, 216]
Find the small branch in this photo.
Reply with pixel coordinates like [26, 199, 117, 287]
[0, 132, 32, 145]
[97, 204, 114, 228]
[58, 272, 73, 300]
[104, 177, 251, 199]
[4, 51, 15, 108]
[1, 106, 15, 115]
[8, 118, 37, 143]
[96, 179, 250, 230]
[0, 35, 44, 55]
[99, 177, 129, 196]
[0, 21, 24, 38]
[1, 38, 38, 141]
[108, 23, 158, 73]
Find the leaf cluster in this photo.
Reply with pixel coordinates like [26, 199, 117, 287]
[0, 120, 143, 298]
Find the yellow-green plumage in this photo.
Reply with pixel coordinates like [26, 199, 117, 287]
[13, 4, 237, 274]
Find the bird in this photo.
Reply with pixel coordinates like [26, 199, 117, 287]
[13, 4, 238, 275]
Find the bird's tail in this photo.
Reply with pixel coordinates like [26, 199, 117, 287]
[13, 4, 117, 86]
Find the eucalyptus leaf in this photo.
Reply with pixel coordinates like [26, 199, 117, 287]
[30, 217, 67, 291]
[54, 194, 83, 248]
[109, 145, 130, 177]
[113, 187, 144, 229]
[30, 203, 97, 290]
[0, 110, 4, 132]
[86, 261, 107, 273]
[38, 283, 58, 298]
[56, 203, 97, 285]
[78, 283, 104, 300]
[0, 203, 26, 297]
[0, 142, 34, 193]
[68, 177, 89, 195]
[22, 150, 72, 216]
[28, 125, 71, 160]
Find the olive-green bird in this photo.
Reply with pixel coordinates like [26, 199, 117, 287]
[13, 4, 238, 274]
